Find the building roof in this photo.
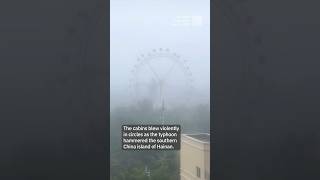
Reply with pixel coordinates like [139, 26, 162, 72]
[185, 133, 210, 143]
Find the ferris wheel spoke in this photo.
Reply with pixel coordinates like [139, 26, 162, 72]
[145, 61, 161, 83]
[163, 62, 176, 81]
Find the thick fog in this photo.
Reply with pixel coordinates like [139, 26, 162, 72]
[111, 0, 210, 109]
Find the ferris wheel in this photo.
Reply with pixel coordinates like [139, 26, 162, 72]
[129, 48, 194, 123]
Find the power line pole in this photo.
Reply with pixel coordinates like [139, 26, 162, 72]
[145, 165, 151, 180]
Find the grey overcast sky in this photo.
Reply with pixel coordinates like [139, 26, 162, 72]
[111, 0, 210, 108]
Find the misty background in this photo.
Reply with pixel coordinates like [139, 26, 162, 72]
[110, 0, 210, 109]
[110, 0, 210, 179]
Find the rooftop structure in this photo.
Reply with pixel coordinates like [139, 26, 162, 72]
[180, 133, 210, 180]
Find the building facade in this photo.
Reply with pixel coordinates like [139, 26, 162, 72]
[180, 134, 210, 180]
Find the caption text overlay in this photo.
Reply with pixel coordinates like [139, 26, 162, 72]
[122, 125, 181, 150]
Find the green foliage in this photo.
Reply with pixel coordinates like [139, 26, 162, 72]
[110, 101, 209, 179]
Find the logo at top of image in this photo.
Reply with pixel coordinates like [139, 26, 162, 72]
[172, 15, 203, 27]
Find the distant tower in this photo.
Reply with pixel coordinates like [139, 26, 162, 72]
[145, 165, 151, 180]
[160, 98, 165, 124]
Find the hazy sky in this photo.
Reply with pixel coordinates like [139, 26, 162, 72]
[111, 0, 210, 108]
